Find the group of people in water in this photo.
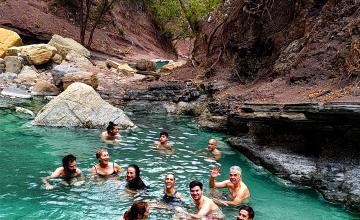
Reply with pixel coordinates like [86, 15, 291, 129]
[43, 122, 255, 220]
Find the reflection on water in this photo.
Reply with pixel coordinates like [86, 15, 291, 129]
[0, 111, 359, 219]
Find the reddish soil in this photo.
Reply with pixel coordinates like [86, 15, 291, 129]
[0, 0, 176, 61]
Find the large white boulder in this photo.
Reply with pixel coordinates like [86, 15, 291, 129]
[32, 82, 134, 128]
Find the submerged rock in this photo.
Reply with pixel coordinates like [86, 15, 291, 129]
[15, 106, 35, 117]
[32, 82, 134, 128]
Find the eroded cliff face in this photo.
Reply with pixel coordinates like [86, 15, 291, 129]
[0, 0, 176, 60]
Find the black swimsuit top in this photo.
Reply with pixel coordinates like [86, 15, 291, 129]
[162, 190, 180, 204]
[94, 162, 118, 178]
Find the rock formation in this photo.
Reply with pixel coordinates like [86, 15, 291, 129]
[32, 82, 134, 128]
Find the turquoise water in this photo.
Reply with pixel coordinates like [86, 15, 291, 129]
[0, 108, 359, 219]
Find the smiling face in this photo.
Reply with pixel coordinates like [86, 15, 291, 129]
[126, 167, 137, 182]
[229, 169, 241, 184]
[164, 174, 175, 189]
[237, 209, 250, 220]
[190, 185, 202, 201]
[98, 151, 110, 165]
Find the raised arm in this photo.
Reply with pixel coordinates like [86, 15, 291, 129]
[209, 167, 228, 188]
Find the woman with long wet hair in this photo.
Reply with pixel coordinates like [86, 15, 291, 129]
[118, 201, 149, 220]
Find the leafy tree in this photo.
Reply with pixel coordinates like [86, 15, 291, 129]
[147, 0, 222, 39]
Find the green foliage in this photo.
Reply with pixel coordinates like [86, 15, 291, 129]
[147, 0, 222, 38]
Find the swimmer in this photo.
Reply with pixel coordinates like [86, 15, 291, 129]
[43, 154, 82, 190]
[237, 205, 255, 220]
[198, 138, 222, 160]
[155, 131, 172, 149]
[187, 180, 224, 219]
[100, 121, 120, 143]
[162, 173, 183, 204]
[89, 149, 122, 178]
[209, 166, 250, 206]
[207, 139, 222, 159]
[126, 164, 148, 191]
[118, 201, 150, 220]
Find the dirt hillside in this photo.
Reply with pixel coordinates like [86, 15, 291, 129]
[0, 0, 176, 61]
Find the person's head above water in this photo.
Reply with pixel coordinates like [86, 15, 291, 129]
[237, 205, 254, 220]
[106, 121, 119, 136]
[159, 131, 169, 144]
[207, 138, 218, 151]
[189, 180, 203, 202]
[62, 154, 77, 175]
[164, 173, 175, 190]
[229, 166, 242, 184]
[127, 164, 140, 182]
[123, 201, 149, 220]
[96, 148, 110, 165]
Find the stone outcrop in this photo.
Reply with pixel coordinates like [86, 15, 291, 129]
[62, 71, 98, 90]
[117, 64, 135, 76]
[48, 34, 90, 58]
[0, 58, 5, 73]
[159, 60, 186, 73]
[135, 60, 156, 71]
[6, 44, 57, 65]
[32, 82, 134, 128]
[63, 50, 93, 67]
[31, 80, 59, 96]
[51, 64, 79, 87]
[0, 28, 22, 58]
[17, 66, 39, 83]
[1, 85, 31, 99]
[201, 101, 360, 211]
[4, 56, 23, 74]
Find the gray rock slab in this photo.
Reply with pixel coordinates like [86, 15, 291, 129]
[1, 85, 31, 99]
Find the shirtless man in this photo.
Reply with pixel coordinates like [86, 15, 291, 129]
[155, 131, 172, 149]
[100, 121, 120, 143]
[187, 180, 224, 219]
[207, 139, 222, 160]
[43, 154, 82, 190]
[209, 166, 250, 206]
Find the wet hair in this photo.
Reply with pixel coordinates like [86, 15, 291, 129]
[159, 131, 169, 138]
[123, 201, 149, 220]
[106, 121, 118, 133]
[96, 148, 108, 159]
[128, 164, 140, 178]
[165, 173, 175, 181]
[238, 205, 255, 219]
[62, 154, 76, 173]
[189, 180, 203, 190]
[127, 164, 148, 190]
[230, 166, 242, 176]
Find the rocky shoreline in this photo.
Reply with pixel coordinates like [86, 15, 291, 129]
[1, 27, 359, 212]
